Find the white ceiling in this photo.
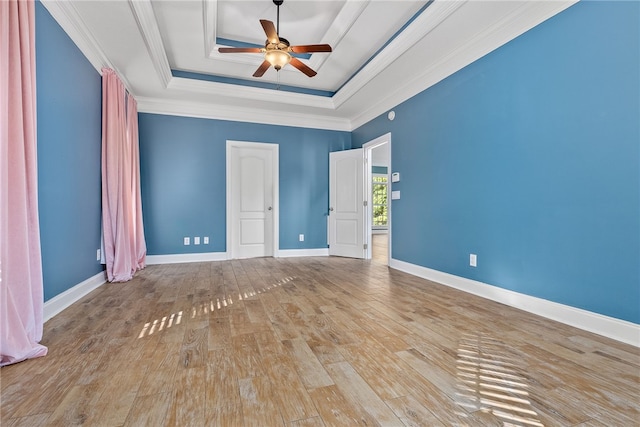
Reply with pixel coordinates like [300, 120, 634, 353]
[41, 0, 577, 131]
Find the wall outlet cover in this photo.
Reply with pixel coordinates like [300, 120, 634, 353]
[184, 237, 190, 245]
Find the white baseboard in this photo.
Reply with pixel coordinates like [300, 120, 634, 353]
[146, 252, 228, 265]
[43, 271, 107, 322]
[389, 258, 640, 347]
[277, 248, 329, 258]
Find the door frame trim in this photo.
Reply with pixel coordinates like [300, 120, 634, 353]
[226, 140, 279, 259]
[363, 133, 391, 264]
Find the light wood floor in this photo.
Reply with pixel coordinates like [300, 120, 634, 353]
[1, 257, 638, 426]
[372, 233, 388, 265]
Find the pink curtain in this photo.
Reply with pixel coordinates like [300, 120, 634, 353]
[101, 68, 146, 282]
[0, 0, 48, 366]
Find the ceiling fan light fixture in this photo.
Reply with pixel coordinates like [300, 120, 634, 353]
[265, 49, 291, 71]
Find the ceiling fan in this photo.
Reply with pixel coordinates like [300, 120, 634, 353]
[218, 0, 332, 78]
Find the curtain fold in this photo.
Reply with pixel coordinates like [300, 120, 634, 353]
[0, 0, 48, 366]
[101, 68, 146, 282]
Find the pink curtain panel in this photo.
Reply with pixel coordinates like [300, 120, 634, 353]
[1, 0, 48, 366]
[101, 68, 146, 282]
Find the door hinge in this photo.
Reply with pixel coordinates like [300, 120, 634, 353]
[364, 243, 368, 250]
[363, 200, 368, 207]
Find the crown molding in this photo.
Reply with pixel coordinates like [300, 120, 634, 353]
[128, 0, 172, 89]
[40, 0, 136, 92]
[168, 76, 336, 110]
[137, 96, 351, 131]
[349, 0, 579, 130]
[40, 0, 108, 73]
[333, 0, 466, 110]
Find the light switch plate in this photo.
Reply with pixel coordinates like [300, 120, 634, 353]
[391, 190, 401, 200]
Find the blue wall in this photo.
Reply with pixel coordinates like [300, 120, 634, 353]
[138, 113, 350, 254]
[36, 2, 103, 301]
[353, 1, 639, 323]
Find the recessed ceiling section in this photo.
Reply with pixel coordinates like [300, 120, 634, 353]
[151, 0, 428, 92]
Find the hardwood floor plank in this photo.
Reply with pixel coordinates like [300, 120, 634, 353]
[324, 361, 404, 426]
[166, 367, 206, 427]
[385, 395, 446, 427]
[239, 376, 285, 427]
[290, 416, 326, 427]
[123, 391, 172, 426]
[308, 385, 381, 427]
[283, 337, 334, 389]
[5, 413, 51, 427]
[262, 353, 319, 422]
[231, 332, 265, 379]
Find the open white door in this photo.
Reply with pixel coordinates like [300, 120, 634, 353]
[329, 149, 365, 259]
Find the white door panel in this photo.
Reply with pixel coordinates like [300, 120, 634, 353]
[228, 142, 277, 259]
[329, 149, 364, 259]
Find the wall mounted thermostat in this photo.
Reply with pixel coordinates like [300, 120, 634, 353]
[391, 172, 400, 182]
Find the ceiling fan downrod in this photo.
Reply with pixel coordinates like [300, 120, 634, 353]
[274, 0, 283, 35]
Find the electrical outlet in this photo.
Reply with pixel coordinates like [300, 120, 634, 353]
[299, 234, 304, 242]
[96, 249, 101, 261]
[184, 237, 190, 245]
[470, 254, 477, 267]
[203, 236, 209, 244]
[194, 236, 200, 245]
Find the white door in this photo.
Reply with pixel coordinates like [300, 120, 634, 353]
[227, 141, 278, 259]
[329, 149, 365, 259]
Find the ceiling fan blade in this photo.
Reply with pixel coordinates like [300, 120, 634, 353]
[290, 44, 332, 54]
[289, 57, 317, 77]
[218, 47, 263, 53]
[260, 19, 279, 44]
[253, 60, 271, 78]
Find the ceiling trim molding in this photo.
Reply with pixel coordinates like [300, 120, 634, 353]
[203, 0, 218, 57]
[168, 77, 336, 110]
[309, 0, 369, 71]
[137, 96, 351, 131]
[40, 0, 138, 92]
[350, 0, 579, 129]
[333, 0, 466, 109]
[128, 0, 172, 88]
[39, 0, 108, 73]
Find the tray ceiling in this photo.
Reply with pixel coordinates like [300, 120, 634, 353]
[41, 0, 577, 131]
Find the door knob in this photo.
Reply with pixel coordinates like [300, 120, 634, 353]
[329, 207, 334, 211]
[268, 206, 272, 211]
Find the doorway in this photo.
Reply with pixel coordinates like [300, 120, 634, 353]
[226, 141, 279, 259]
[364, 134, 391, 265]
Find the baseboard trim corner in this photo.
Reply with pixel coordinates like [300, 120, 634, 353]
[389, 258, 640, 347]
[43, 271, 107, 322]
